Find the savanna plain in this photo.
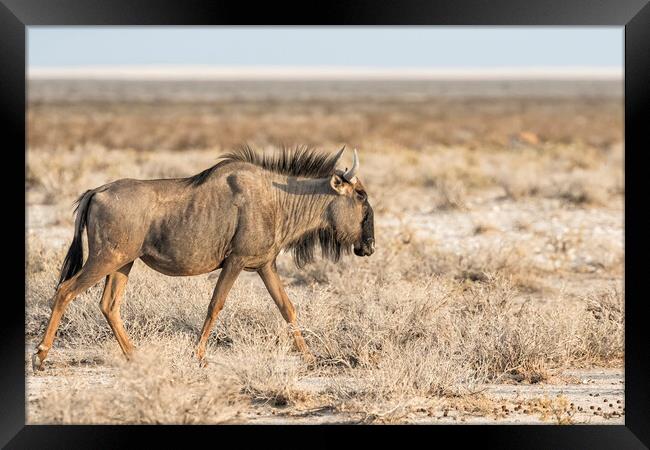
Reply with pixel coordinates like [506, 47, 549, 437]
[26, 79, 624, 424]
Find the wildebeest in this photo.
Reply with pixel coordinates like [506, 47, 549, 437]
[33, 145, 375, 372]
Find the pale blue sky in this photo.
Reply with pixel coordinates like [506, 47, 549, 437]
[28, 27, 622, 68]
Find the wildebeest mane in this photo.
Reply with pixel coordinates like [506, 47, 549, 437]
[186, 144, 340, 186]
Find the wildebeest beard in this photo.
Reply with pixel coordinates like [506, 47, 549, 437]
[288, 226, 355, 268]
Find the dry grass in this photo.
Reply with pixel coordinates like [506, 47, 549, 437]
[29, 339, 245, 424]
[26, 79, 623, 424]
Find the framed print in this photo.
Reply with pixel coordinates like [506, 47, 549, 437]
[2, 0, 649, 447]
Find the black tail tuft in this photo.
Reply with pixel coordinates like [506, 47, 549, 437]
[58, 190, 94, 286]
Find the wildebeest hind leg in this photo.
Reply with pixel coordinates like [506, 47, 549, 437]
[99, 262, 135, 359]
[32, 257, 129, 372]
[258, 262, 315, 365]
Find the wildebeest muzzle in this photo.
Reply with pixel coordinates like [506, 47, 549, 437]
[354, 204, 375, 257]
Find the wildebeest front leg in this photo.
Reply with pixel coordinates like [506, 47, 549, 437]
[258, 262, 315, 365]
[195, 258, 242, 364]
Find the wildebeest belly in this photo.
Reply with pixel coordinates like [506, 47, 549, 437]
[139, 251, 222, 276]
[140, 208, 237, 276]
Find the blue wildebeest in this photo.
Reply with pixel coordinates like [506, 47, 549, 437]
[33, 146, 375, 371]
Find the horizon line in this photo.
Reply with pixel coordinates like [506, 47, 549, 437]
[28, 65, 623, 81]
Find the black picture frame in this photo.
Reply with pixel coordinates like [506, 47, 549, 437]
[4, 0, 649, 447]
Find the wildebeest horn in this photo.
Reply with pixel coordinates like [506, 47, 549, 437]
[343, 148, 359, 183]
[333, 145, 345, 165]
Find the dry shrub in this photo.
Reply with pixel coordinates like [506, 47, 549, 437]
[432, 175, 467, 211]
[455, 243, 528, 281]
[573, 289, 624, 363]
[544, 171, 611, 206]
[386, 233, 542, 292]
[453, 276, 553, 383]
[30, 338, 244, 424]
[305, 273, 617, 396]
[497, 171, 541, 200]
[225, 341, 312, 407]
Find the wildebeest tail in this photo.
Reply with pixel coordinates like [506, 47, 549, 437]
[58, 189, 95, 286]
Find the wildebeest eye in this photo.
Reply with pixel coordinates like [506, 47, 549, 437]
[356, 191, 366, 202]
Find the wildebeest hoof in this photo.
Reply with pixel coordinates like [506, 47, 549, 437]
[303, 353, 318, 369]
[32, 353, 44, 373]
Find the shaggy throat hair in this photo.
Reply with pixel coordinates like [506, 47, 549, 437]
[287, 226, 354, 268]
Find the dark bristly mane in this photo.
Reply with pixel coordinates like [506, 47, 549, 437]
[186, 144, 340, 186]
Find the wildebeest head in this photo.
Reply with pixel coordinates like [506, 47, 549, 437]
[328, 149, 375, 257]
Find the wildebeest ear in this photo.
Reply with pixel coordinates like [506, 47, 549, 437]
[330, 174, 347, 195]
